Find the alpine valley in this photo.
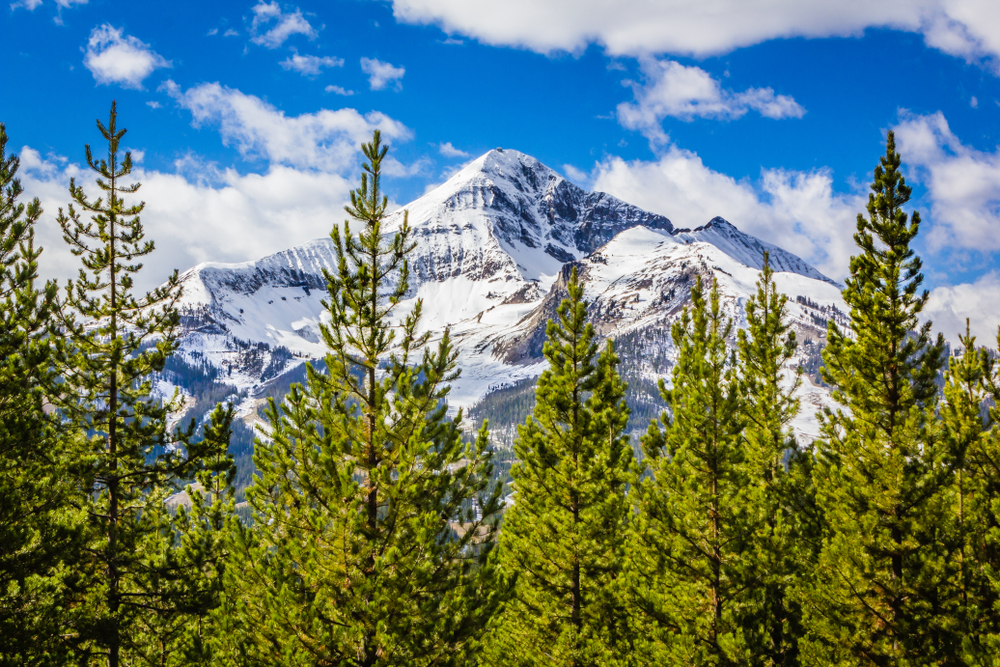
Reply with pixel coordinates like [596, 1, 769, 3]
[160, 148, 848, 488]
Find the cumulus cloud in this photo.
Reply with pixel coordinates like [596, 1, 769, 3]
[893, 111, 1000, 252]
[589, 147, 864, 280]
[617, 58, 805, 142]
[438, 142, 469, 158]
[387, 0, 1000, 70]
[249, 1, 317, 49]
[83, 24, 171, 89]
[325, 85, 355, 96]
[361, 57, 405, 91]
[280, 52, 344, 76]
[162, 81, 413, 173]
[925, 272, 1000, 345]
[18, 147, 357, 295]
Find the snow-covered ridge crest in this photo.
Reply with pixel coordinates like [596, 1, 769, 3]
[673, 217, 838, 287]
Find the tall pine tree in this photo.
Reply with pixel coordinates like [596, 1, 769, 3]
[799, 131, 954, 665]
[484, 266, 634, 667]
[736, 253, 808, 666]
[627, 275, 752, 666]
[231, 130, 503, 667]
[0, 122, 78, 666]
[54, 102, 232, 667]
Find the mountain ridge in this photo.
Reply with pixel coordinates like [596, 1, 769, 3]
[165, 148, 843, 447]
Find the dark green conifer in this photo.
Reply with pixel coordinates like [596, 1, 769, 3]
[628, 275, 751, 665]
[484, 267, 634, 667]
[54, 102, 232, 667]
[232, 130, 502, 666]
[800, 131, 954, 665]
[0, 122, 77, 666]
[131, 403, 236, 667]
[736, 253, 808, 666]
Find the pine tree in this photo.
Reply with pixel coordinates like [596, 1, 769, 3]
[799, 131, 954, 665]
[938, 324, 1000, 665]
[736, 253, 808, 666]
[232, 130, 503, 667]
[54, 102, 232, 667]
[0, 122, 78, 665]
[131, 403, 236, 667]
[483, 267, 634, 667]
[627, 275, 752, 665]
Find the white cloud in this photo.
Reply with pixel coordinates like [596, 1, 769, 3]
[280, 52, 344, 76]
[925, 272, 1000, 345]
[893, 111, 1000, 252]
[162, 81, 412, 172]
[224, 28, 239, 37]
[617, 58, 805, 142]
[590, 146, 864, 280]
[19, 147, 357, 295]
[562, 164, 589, 184]
[250, 1, 317, 49]
[325, 85, 355, 96]
[361, 57, 405, 91]
[207, 28, 219, 36]
[388, 0, 1000, 70]
[83, 24, 171, 89]
[438, 142, 469, 158]
[11, 0, 85, 10]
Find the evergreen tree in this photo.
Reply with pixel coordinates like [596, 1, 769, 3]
[799, 131, 953, 665]
[0, 122, 77, 665]
[939, 324, 1000, 665]
[483, 267, 634, 667]
[131, 403, 236, 667]
[232, 130, 503, 667]
[627, 275, 752, 665]
[736, 253, 808, 666]
[54, 102, 232, 667]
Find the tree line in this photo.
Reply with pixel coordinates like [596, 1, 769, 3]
[3, 105, 1000, 666]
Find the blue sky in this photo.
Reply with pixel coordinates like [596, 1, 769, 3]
[3, 0, 1000, 341]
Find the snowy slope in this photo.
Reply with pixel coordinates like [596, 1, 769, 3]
[167, 148, 845, 441]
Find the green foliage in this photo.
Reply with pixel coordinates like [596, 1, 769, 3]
[485, 267, 634, 667]
[736, 253, 810, 666]
[941, 326, 1000, 664]
[132, 404, 237, 667]
[0, 122, 78, 666]
[627, 275, 753, 665]
[53, 103, 232, 667]
[231, 131, 503, 667]
[801, 131, 954, 665]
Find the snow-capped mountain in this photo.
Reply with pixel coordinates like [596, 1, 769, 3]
[165, 148, 847, 447]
